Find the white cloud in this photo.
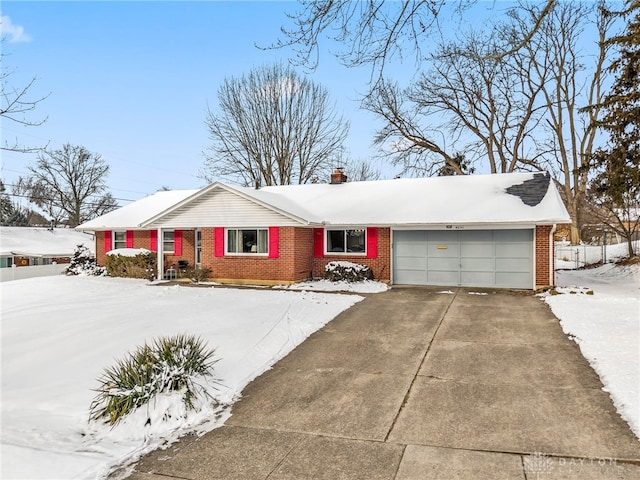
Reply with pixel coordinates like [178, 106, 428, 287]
[0, 15, 32, 43]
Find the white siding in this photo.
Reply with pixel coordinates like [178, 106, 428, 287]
[146, 189, 304, 228]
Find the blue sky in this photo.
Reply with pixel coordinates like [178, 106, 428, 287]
[1, 1, 511, 206]
[2, 1, 396, 205]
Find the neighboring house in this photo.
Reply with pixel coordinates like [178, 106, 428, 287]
[0, 227, 95, 268]
[76, 171, 571, 290]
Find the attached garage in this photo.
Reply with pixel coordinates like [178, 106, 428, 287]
[393, 229, 534, 289]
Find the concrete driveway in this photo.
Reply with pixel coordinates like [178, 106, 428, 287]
[127, 287, 640, 479]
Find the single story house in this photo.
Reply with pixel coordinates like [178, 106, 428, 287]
[0, 227, 95, 268]
[76, 171, 571, 290]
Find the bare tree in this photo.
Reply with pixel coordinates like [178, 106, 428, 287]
[344, 158, 382, 182]
[363, 24, 549, 177]
[16, 144, 118, 227]
[583, 0, 640, 258]
[513, 1, 613, 244]
[362, 2, 610, 243]
[202, 63, 349, 186]
[1, 38, 49, 153]
[276, 0, 556, 79]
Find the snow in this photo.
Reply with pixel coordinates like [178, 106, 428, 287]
[542, 262, 640, 439]
[282, 279, 389, 293]
[3, 249, 638, 479]
[106, 248, 152, 257]
[556, 240, 639, 269]
[1, 276, 363, 479]
[92, 173, 570, 231]
[250, 171, 571, 226]
[76, 190, 198, 230]
[324, 260, 370, 272]
[0, 227, 95, 257]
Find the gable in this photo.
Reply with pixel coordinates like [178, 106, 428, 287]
[76, 190, 198, 230]
[144, 188, 306, 228]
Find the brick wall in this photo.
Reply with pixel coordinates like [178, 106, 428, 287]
[96, 231, 107, 266]
[201, 226, 314, 284]
[96, 226, 549, 288]
[535, 225, 554, 288]
[312, 227, 391, 282]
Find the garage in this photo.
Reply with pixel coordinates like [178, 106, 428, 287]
[393, 229, 534, 289]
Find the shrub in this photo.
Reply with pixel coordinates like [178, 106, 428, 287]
[106, 249, 157, 281]
[65, 244, 106, 276]
[90, 334, 219, 426]
[324, 261, 374, 282]
[184, 267, 212, 284]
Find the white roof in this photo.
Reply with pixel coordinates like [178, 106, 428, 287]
[247, 172, 571, 226]
[76, 190, 199, 230]
[79, 173, 571, 230]
[0, 227, 95, 257]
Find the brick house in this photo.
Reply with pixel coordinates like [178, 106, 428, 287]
[77, 171, 570, 290]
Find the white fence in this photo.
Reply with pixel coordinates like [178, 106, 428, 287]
[0, 264, 68, 283]
[555, 241, 638, 269]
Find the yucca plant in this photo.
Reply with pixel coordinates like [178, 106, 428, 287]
[90, 334, 218, 426]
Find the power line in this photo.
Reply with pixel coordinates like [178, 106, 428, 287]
[2, 186, 135, 206]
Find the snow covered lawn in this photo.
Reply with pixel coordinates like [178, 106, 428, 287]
[542, 262, 640, 439]
[1, 276, 363, 479]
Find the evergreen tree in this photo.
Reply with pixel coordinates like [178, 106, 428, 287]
[0, 180, 13, 225]
[589, 0, 640, 258]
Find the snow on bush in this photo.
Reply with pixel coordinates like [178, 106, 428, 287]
[89, 334, 219, 426]
[324, 261, 374, 282]
[65, 244, 106, 276]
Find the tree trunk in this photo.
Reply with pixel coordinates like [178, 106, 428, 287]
[627, 235, 635, 258]
[566, 195, 581, 245]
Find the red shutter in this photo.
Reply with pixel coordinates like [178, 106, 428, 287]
[104, 230, 112, 252]
[149, 230, 158, 252]
[125, 230, 134, 248]
[268, 227, 279, 258]
[214, 227, 225, 257]
[313, 228, 324, 258]
[174, 230, 182, 255]
[366, 227, 378, 259]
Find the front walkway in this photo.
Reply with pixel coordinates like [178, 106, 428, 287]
[126, 287, 640, 479]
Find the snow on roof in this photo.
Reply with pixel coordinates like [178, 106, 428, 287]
[0, 227, 95, 257]
[251, 171, 571, 226]
[79, 173, 571, 230]
[76, 190, 199, 230]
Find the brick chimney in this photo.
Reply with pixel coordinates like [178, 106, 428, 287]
[330, 167, 347, 184]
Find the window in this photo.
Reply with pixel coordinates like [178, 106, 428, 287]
[163, 231, 175, 254]
[113, 231, 126, 250]
[326, 229, 366, 254]
[227, 228, 268, 254]
[0, 257, 12, 268]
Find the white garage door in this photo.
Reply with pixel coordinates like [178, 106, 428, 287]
[393, 229, 534, 289]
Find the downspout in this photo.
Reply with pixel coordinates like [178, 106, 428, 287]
[550, 224, 557, 287]
[157, 228, 163, 281]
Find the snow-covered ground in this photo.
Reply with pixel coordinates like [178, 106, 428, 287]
[1, 276, 365, 479]
[280, 278, 389, 293]
[2, 247, 638, 480]
[543, 245, 640, 440]
[0, 227, 94, 257]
